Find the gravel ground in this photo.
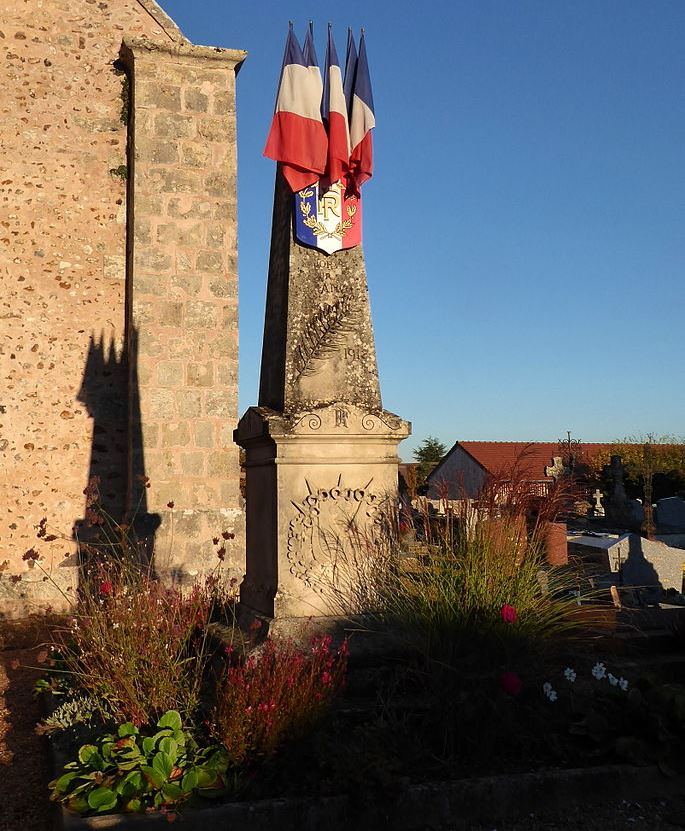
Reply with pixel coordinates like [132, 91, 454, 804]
[0, 619, 58, 831]
[3, 617, 685, 831]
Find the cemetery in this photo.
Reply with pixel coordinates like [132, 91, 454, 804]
[2, 2, 685, 829]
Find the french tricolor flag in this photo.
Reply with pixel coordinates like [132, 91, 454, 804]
[263, 25, 327, 193]
[347, 31, 375, 195]
[322, 24, 350, 189]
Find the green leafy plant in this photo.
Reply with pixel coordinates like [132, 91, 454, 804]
[49, 710, 229, 815]
[37, 694, 102, 736]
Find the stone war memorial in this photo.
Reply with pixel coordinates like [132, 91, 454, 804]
[235, 26, 410, 620]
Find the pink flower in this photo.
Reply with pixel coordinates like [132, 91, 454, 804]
[501, 604, 517, 625]
[500, 671, 523, 696]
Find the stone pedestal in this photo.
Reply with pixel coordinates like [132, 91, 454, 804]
[236, 170, 410, 618]
[235, 404, 409, 618]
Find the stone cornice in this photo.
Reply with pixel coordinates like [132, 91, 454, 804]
[120, 37, 247, 70]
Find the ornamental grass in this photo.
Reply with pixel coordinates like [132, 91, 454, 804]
[54, 563, 223, 727]
[211, 635, 348, 768]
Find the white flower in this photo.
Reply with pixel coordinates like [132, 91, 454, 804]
[619, 677, 629, 691]
[608, 673, 618, 687]
[564, 667, 577, 683]
[592, 662, 607, 680]
[112, 622, 120, 630]
[543, 682, 558, 701]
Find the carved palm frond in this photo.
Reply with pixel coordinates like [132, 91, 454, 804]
[292, 296, 358, 380]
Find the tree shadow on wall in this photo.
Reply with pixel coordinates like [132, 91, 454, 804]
[72, 327, 159, 568]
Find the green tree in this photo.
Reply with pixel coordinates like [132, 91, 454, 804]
[412, 436, 448, 491]
[589, 434, 685, 538]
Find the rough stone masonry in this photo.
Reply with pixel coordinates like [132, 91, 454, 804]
[0, 0, 245, 614]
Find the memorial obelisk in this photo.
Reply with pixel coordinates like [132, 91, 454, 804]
[234, 25, 410, 619]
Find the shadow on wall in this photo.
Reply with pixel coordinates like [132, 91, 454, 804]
[72, 327, 159, 564]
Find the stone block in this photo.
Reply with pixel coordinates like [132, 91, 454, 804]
[217, 362, 237, 386]
[207, 451, 236, 478]
[208, 277, 230, 297]
[131, 300, 155, 325]
[206, 223, 225, 249]
[167, 196, 213, 220]
[190, 482, 220, 508]
[194, 421, 214, 448]
[186, 362, 214, 387]
[205, 391, 233, 418]
[146, 168, 201, 195]
[157, 360, 183, 387]
[197, 116, 230, 142]
[146, 388, 176, 419]
[153, 112, 196, 139]
[136, 82, 181, 111]
[171, 273, 202, 296]
[204, 172, 234, 197]
[157, 301, 183, 327]
[134, 249, 173, 273]
[176, 251, 196, 273]
[156, 223, 203, 247]
[180, 451, 204, 476]
[136, 331, 162, 358]
[185, 300, 218, 329]
[150, 141, 180, 165]
[182, 88, 209, 112]
[134, 274, 168, 296]
[211, 90, 233, 116]
[103, 254, 126, 281]
[176, 389, 202, 418]
[196, 249, 224, 274]
[180, 143, 212, 168]
[142, 423, 159, 449]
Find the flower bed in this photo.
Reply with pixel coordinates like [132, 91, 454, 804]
[30, 473, 685, 821]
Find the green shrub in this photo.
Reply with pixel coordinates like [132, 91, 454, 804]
[49, 710, 228, 815]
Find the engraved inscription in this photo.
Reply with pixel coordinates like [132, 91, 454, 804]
[344, 347, 366, 364]
[334, 407, 349, 428]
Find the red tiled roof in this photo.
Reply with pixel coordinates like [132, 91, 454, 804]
[456, 441, 609, 481]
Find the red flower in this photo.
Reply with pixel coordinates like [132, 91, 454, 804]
[500, 671, 523, 696]
[501, 604, 517, 625]
[99, 580, 113, 596]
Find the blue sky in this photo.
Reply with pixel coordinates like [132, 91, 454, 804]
[160, 1, 684, 459]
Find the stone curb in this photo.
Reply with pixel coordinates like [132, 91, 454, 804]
[55, 764, 685, 830]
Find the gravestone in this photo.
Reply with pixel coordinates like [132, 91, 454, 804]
[605, 455, 634, 527]
[234, 171, 410, 619]
[592, 489, 605, 517]
[655, 497, 685, 533]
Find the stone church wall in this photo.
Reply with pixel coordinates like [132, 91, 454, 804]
[0, 1, 244, 614]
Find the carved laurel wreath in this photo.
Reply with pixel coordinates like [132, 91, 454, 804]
[298, 189, 357, 240]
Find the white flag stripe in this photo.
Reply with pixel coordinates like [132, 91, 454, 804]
[275, 64, 324, 122]
[328, 65, 350, 154]
[349, 95, 375, 149]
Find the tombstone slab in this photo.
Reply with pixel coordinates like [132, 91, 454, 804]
[655, 497, 685, 533]
[235, 171, 410, 618]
